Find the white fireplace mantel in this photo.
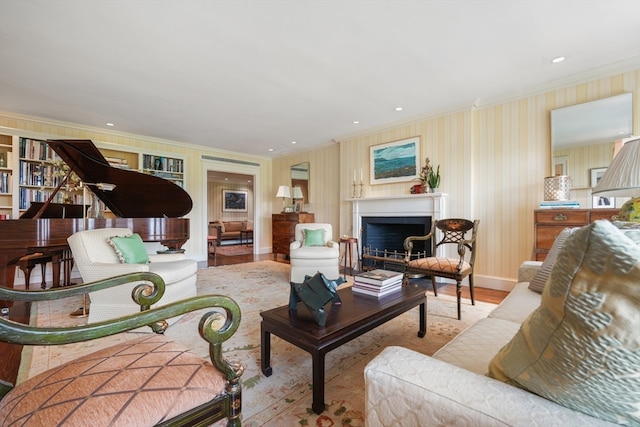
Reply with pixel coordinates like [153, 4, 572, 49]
[349, 193, 447, 237]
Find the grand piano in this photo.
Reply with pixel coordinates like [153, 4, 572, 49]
[0, 140, 193, 307]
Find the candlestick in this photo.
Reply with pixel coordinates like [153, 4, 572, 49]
[352, 182, 358, 198]
[360, 168, 363, 182]
[359, 182, 364, 198]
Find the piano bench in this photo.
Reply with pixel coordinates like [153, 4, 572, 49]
[16, 253, 52, 290]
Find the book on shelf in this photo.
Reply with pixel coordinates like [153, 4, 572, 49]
[354, 269, 403, 286]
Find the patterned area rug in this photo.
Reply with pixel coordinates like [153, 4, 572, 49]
[21, 261, 497, 426]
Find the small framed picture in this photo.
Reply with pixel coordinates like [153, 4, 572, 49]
[590, 167, 607, 187]
[222, 189, 248, 212]
[592, 196, 614, 209]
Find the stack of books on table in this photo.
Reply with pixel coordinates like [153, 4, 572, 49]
[353, 269, 403, 297]
[539, 200, 580, 209]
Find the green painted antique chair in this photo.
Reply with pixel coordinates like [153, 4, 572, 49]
[0, 272, 243, 426]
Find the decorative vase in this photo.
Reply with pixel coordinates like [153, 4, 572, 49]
[430, 187, 439, 193]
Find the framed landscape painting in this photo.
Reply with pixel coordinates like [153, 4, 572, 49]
[222, 189, 248, 212]
[370, 137, 420, 185]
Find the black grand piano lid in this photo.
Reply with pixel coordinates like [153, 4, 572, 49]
[46, 140, 193, 218]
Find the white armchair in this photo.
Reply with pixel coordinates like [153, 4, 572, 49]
[289, 223, 340, 283]
[67, 227, 197, 324]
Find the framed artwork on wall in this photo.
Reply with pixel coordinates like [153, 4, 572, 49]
[370, 137, 420, 185]
[222, 189, 248, 212]
[590, 167, 613, 208]
[590, 167, 607, 187]
[593, 195, 614, 209]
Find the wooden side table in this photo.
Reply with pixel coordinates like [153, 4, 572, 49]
[339, 237, 360, 279]
[240, 229, 253, 246]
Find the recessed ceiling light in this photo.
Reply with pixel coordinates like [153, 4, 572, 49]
[291, 141, 297, 144]
[268, 148, 274, 152]
[353, 120, 360, 124]
[106, 122, 115, 126]
[395, 107, 403, 111]
[551, 56, 566, 63]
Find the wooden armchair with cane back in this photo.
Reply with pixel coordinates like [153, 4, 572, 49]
[404, 218, 479, 320]
[0, 272, 243, 427]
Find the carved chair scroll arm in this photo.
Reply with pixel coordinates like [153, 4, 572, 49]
[403, 230, 435, 261]
[0, 273, 241, 349]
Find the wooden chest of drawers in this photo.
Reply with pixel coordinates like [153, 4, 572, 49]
[533, 208, 619, 261]
[272, 213, 315, 259]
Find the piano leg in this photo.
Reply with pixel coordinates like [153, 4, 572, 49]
[0, 250, 24, 309]
[50, 251, 62, 288]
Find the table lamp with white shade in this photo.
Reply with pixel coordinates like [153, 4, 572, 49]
[591, 136, 640, 222]
[276, 185, 291, 212]
[292, 186, 304, 211]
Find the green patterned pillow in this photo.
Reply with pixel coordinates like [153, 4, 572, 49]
[488, 220, 640, 424]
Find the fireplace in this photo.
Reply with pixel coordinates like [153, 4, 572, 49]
[350, 193, 447, 271]
[361, 216, 431, 271]
[362, 216, 432, 253]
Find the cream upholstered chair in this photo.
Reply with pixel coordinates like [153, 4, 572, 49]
[67, 227, 197, 324]
[289, 223, 340, 283]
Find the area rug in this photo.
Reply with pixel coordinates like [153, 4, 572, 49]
[21, 260, 497, 426]
[216, 243, 253, 256]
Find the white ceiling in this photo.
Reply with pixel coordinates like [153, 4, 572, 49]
[1, 1, 639, 158]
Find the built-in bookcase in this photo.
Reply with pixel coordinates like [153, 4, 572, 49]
[18, 137, 82, 211]
[0, 134, 13, 219]
[142, 154, 185, 187]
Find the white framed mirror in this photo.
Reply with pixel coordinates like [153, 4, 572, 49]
[551, 93, 633, 188]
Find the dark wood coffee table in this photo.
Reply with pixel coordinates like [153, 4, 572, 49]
[260, 284, 426, 414]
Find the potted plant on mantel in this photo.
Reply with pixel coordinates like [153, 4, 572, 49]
[428, 164, 440, 192]
[411, 157, 440, 193]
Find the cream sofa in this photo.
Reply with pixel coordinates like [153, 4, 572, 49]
[364, 261, 617, 427]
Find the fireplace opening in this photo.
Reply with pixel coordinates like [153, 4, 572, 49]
[361, 216, 431, 271]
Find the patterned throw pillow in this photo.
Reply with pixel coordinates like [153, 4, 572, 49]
[108, 234, 150, 264]
[303, 228, 325, 246]
[528, 227, 577, 293]
[488, 220, 640, 425]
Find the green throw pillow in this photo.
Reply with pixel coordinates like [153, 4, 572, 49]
[108, 234, 150, 264]
[303, 228, 325, 246]
[488, 220, 640, 424]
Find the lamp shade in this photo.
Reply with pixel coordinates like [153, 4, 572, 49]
[592, 136, 640, 198]
[291, 186, 303, 199]
[276, 185, 291, 199]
